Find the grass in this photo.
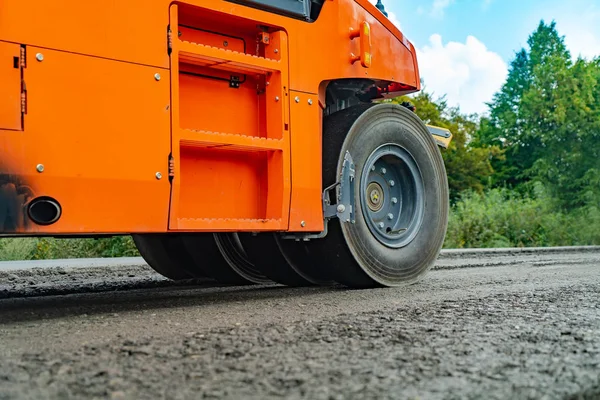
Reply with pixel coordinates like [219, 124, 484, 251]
[0, 236, 139, 261]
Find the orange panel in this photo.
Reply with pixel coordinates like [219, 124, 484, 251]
[0, 47, 171, 234]
[179, 146, 269, 220]
[286, 0, 419, 91]
[0, 0, 168, 69]
[0, 42, 22, 131]
[179, 70, 261, 136]
[288, 90, 324, 232]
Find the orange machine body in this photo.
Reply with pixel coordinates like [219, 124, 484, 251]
[0, 0, 420, 236]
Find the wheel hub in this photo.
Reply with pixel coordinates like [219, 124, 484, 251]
[366, 182, 384, 211]
[360, 144, 425, 248]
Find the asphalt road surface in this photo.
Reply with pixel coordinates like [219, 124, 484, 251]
[0, 247, 599, 400]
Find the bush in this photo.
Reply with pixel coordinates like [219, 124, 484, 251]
[444, 186, 600, 248]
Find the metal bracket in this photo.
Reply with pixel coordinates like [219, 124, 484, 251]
[229, 76, 241, 89]
[323, 151, 356, 223]
[281, 222, 328, 241]
[426, 125, 453, 149]
[281, 151, 356, 241]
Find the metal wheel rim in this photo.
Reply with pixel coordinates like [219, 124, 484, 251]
[360, 143, 425, 248]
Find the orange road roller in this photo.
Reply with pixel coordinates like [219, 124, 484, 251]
[0, 0, 452, 288]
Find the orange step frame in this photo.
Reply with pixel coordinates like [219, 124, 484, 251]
[0, 0, 420, 236]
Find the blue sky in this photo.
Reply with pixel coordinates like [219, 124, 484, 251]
[369, 0, 600, 114]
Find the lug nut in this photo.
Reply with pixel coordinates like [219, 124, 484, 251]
[378, 222, 385, 229]
[389, 180, 395, 187]
[387, 213, 394, 220]
[381, 168, 387, 174]
[391, 197, 398, 205]
[371, 166, 376, 172]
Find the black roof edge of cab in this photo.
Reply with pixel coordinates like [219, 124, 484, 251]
[224, 0, 326, 22]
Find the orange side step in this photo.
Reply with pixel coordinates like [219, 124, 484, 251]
[167, 4, 291, 232]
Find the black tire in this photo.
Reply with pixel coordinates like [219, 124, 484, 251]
[275, 235, 334, 285]
[308, 103, 449, 288]
[132, 234, 195, 281]
[238, 233, 333, 287]
[180, 233, 269, 285]
[211, 233, 273, 285]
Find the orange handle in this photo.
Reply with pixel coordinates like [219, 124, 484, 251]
[350, 22, 372, 68]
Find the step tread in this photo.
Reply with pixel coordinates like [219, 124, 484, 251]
[177, 40, 282, 73]
[179, 129, 284, 151]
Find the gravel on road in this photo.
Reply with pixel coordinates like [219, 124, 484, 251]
[0, 248, 599, 400]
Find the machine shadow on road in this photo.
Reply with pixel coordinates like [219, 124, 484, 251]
[0, 282, 365, 325]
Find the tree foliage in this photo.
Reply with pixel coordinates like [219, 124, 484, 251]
[479, 21, 600, 209]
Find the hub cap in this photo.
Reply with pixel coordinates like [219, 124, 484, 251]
[360, 144, 425, 248]
[366, 182, 384, 212]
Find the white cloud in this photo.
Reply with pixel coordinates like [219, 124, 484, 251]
[431, 0, 454, 18]
[367, 0, 401, 29]
[415, 34, 508, 115]
[415, 0, 454, 18]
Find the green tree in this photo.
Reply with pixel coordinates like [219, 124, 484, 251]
[481, 20, 600, 208]
[529, 57, 600, 208]
[477, 49, 532, 187]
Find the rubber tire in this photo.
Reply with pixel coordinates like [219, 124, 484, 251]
[180, 233, 265, 285]
[212, 233, 273, 285]
[132, 234, 194, 281]
[275, 235, 334, 285]
[307, 103, 449, 288]
[238, 233, 332, 287]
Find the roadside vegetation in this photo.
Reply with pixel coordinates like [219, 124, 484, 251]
[401, 20, 600, 249]
[0, 20, 597, 260]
